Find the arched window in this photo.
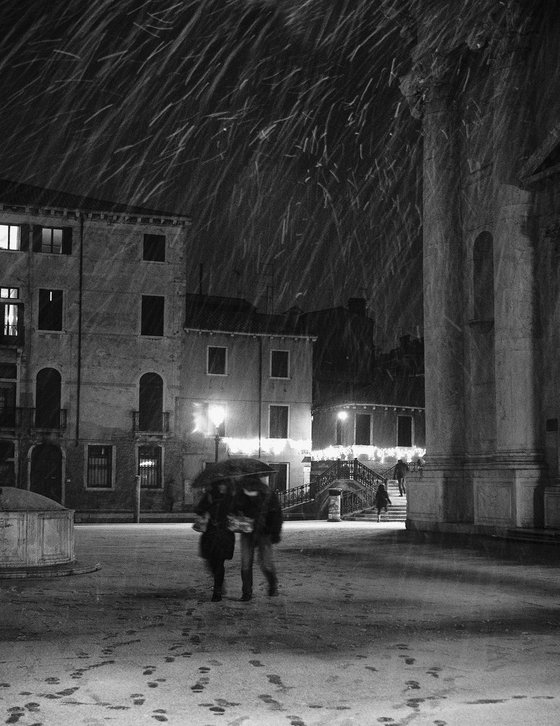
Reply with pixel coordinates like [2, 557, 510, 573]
[36, 368, 61, 428]
[138, 373, 163, 431]
[473, 232, 494, 322]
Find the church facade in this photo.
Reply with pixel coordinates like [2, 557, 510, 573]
[399, 1, 560, 533]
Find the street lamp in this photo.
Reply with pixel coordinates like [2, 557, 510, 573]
[337, 411, 348, 421]
[208, 404, 226, 462]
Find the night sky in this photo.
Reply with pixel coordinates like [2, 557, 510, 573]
[0, 1, 428, 347]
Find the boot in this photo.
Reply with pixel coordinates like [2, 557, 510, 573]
[211, 589, 222, 602]
[267, 573, 278, 597]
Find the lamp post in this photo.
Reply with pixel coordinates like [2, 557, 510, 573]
[208, 404, 226, 462]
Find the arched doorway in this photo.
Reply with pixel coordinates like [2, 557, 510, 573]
[30, 443, 62, 502]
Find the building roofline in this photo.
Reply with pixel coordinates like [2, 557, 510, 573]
[184, 326, 317, 342]
[313, 402, 425, 414]
[0, 179, 191, 226]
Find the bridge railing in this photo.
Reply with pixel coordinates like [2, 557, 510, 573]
[278, 459, 392, 515]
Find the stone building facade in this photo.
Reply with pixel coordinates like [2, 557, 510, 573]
[0, 179, 190, 516]
[399, 1, 560, 533]
[1, 196, 315, 518]
[181, 294, 314, 502]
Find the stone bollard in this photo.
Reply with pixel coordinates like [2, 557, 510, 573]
[327, 488, 342, 522]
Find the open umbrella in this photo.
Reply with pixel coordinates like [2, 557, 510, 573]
[191, 457, 276, 489]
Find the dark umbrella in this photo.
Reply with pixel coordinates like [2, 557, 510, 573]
[191, 457, 276, 489]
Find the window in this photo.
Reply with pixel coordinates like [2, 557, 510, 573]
[0, 225, 20, 250]
[141, 295, 164, 336]
[0, 289, 23, 343]
[207, 346, 227, 375]
[0, 382, 16, 427]
[269, 462, 289, 493]
[336, 418, 344, 445]
[42, 227, 63, 254]
[138, 445, 162, 488]
[35, 368, 62, 429]
[87, 445, 113, 489]
[33, 226, 72, 255]
[397, 416, 413, 447]
[143, 234, 166, 262]
[138, 373, 163, 431]
[270, 350, 289, 378]
[38, 289, 63, 331]
[355, 413, 371, 445]
[269, 405, 289, 439]
[0, 440, 15, 486]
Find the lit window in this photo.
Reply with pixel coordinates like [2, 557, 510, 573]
[0, 287, 19, 299]
[270, 350, 289, 378]
[0, 225, 20, 250]
[138, 445, 162, 488]
[207, 346, 227, 375]
[41, 227, 63, 254]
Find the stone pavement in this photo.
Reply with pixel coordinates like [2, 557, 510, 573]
[1, 521, 560, 725]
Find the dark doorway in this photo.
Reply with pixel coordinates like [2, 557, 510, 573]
[36, 368, 61, 428]
[138, 373, 163, 431]
[30, 443, 62, 502]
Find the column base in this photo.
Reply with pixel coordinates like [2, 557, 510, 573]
[407, 458, 547, 531]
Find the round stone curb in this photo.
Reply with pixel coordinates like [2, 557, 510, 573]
[0, 560, 101, 579]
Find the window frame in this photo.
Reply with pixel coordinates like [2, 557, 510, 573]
[207, 345, 228, 376]
[0, 224, 21, 251]
[41, 227, 63, 254]
[269, 404, 289, 439]
[270, 349, 290, 379]
[85, 444, 115, 490]
[137, 444, 163, 489]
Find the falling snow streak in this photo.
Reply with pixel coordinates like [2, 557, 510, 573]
[0, 0, 540, 343]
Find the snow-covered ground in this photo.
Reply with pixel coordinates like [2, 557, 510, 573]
[1, 521, 559, 725]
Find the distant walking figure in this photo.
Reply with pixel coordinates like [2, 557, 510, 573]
[375, 482, 392, 522]
[195, 481, 235, 602]
[393, 458, 409, 497]
[232, 475, 283, 602]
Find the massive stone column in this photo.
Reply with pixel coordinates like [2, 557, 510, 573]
[401, 55, 469, 528]
[485, 12, 545, 528]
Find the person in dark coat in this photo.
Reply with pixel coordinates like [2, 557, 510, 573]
[195, 480, 235, 602]
[374, 482, 391, 522]
[393, 458, 410, 496]
[233, 474, 283, 602]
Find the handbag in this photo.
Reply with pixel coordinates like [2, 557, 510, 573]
[227, 514, 254, 533]
[192, 513, 209, 533]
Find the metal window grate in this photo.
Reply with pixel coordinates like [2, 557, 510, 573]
[87, 446, 112, 488]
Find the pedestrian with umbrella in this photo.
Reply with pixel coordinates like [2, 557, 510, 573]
[193, 478, 235, 602]
[231, 473, 283, 602]
[191, 458, 279, 603]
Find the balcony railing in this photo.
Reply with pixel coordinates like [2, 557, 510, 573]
[11, 407, 67, 432]
[132, 411, 170, 435]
